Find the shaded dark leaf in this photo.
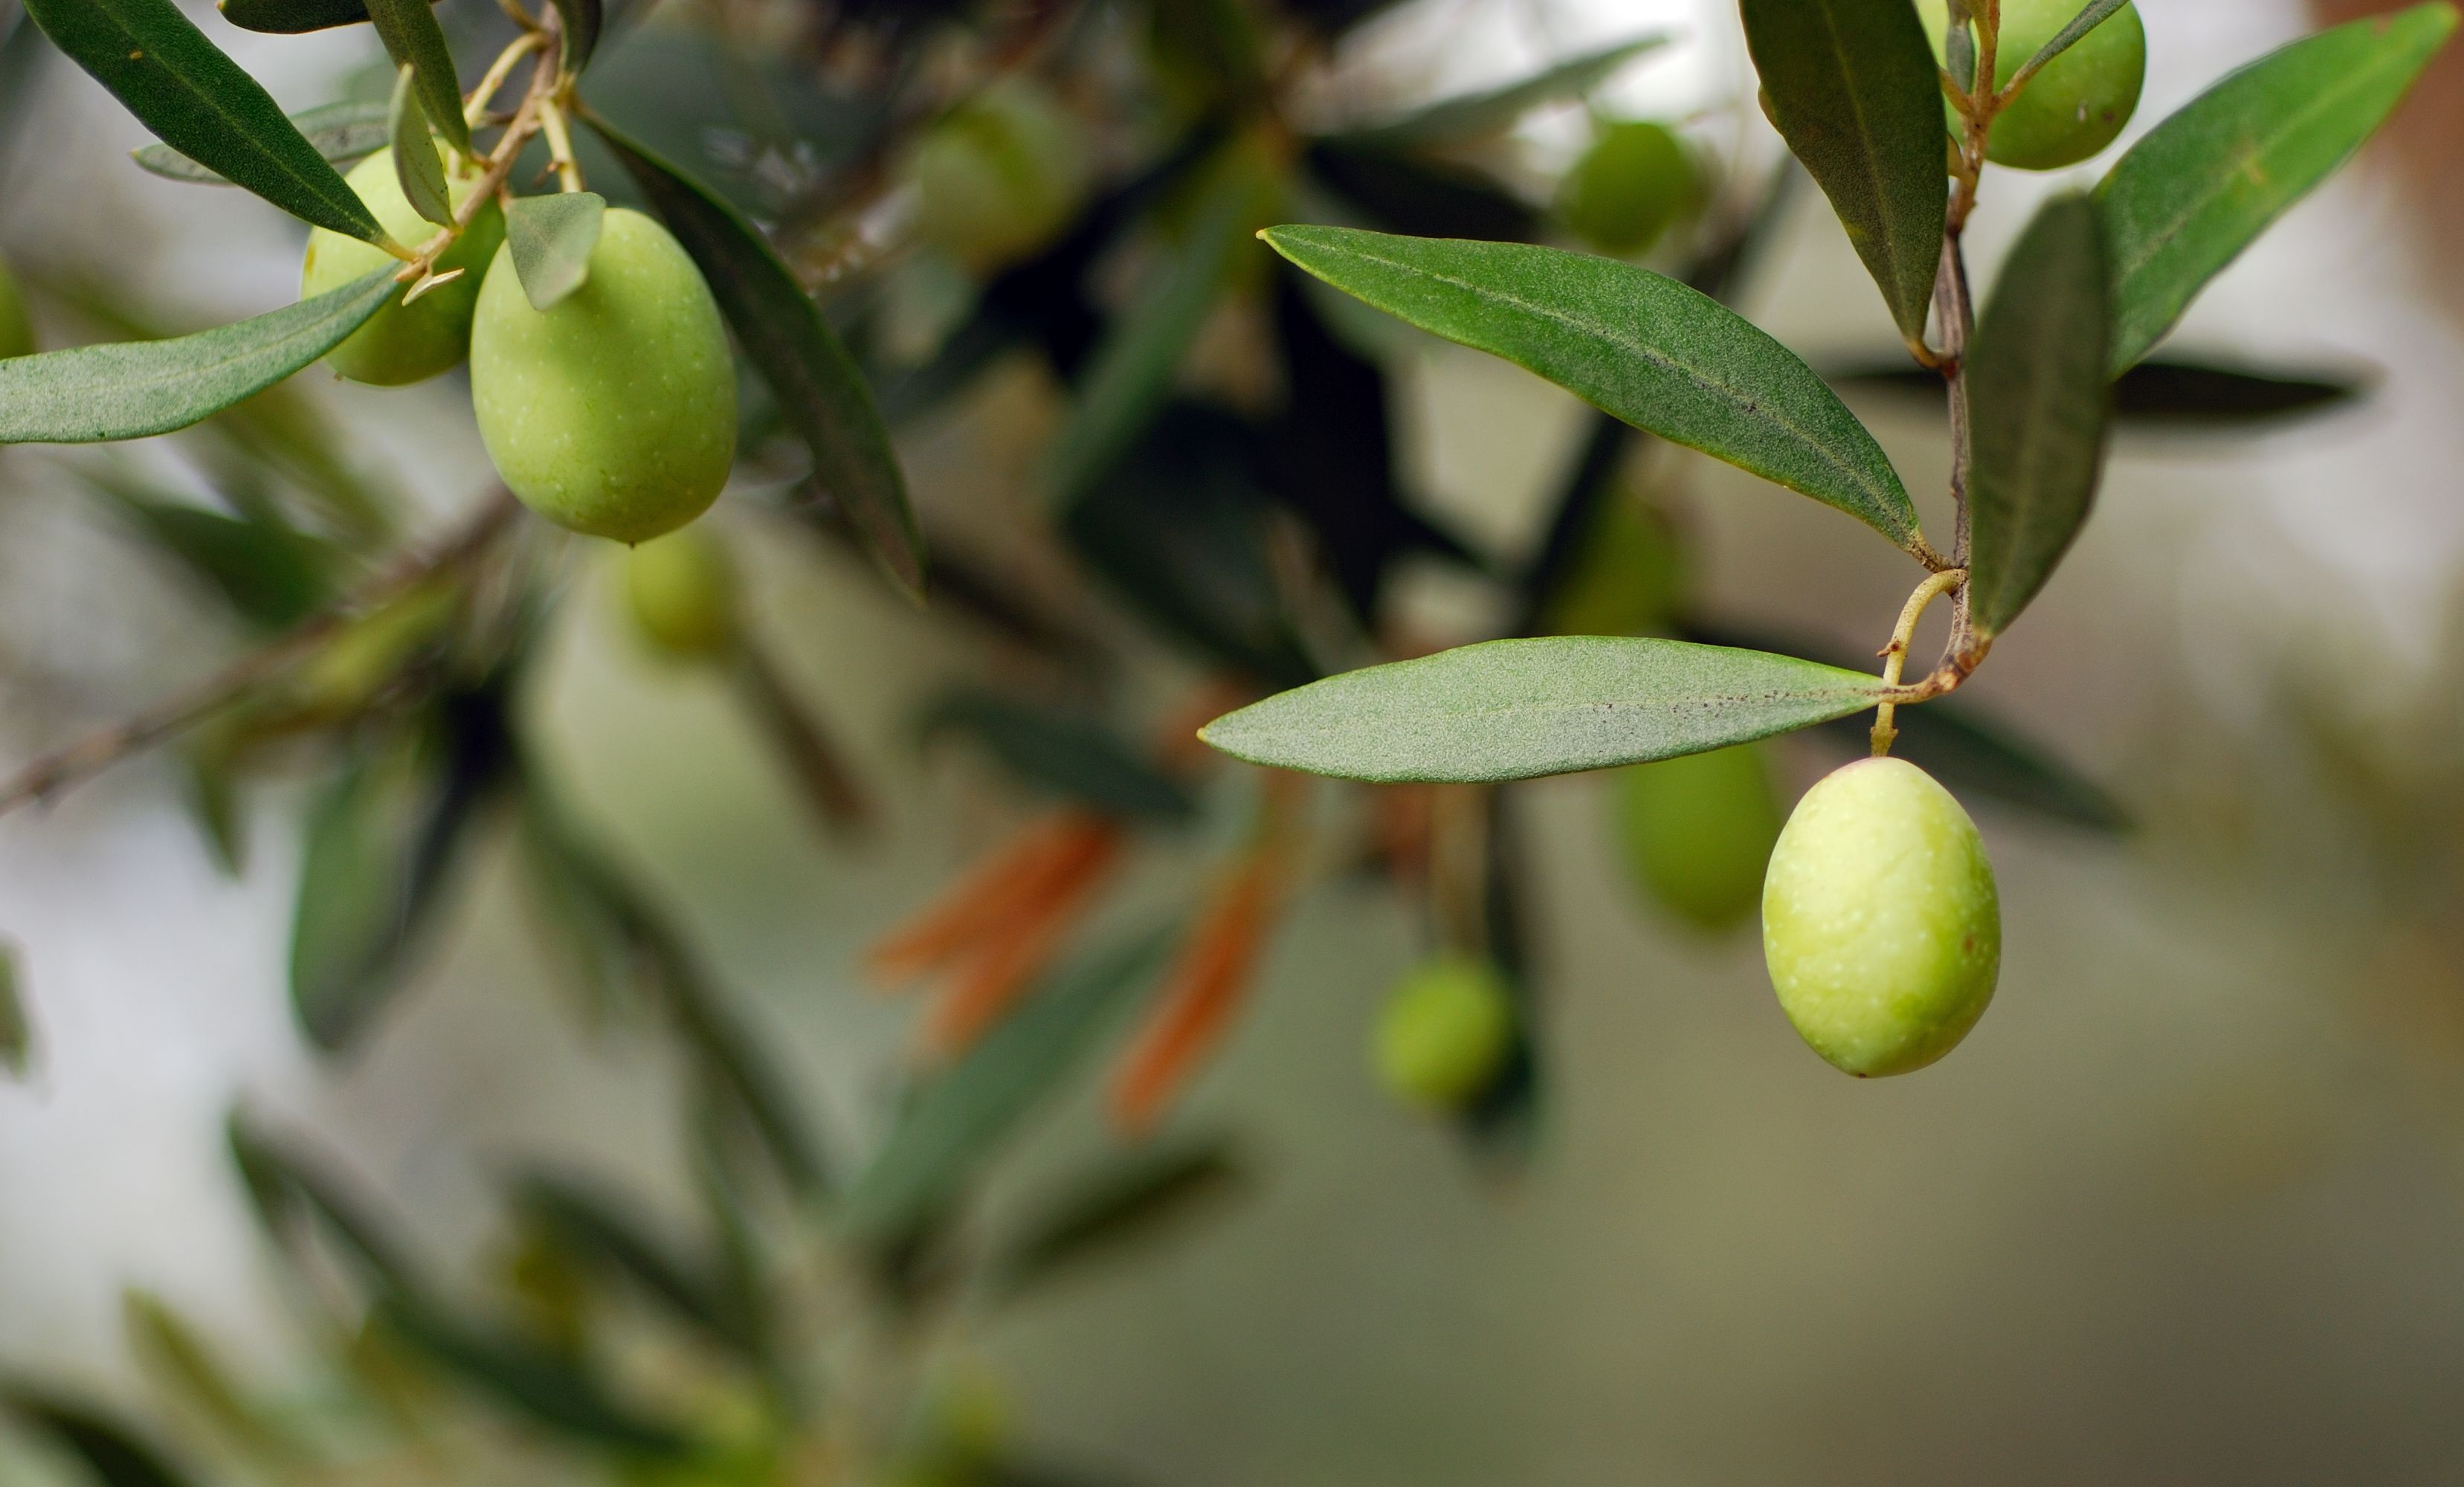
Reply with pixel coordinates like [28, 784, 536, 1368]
[920, 690, 1194, 824]
[1304, 139, 1539, 242]
[364, 0, 468, 158]
[1829, 356, 2367, 428]
[549, 0, 602, 72]
[216, 0, 437, 35]
[992, 1138, 1244, 1299]
[0, 1391, 197, 1487]
[373, 1296, 693, 1458]
[512, 1170, 761, 1359]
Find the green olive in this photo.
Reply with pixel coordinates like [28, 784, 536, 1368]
[469, 207, 738, 544]
[299, 147, 503, 385]
[1762, 758, 2000, 1077]
[1918, 0, 2146, 171]
[1556, 121, 1700, 257]
[1540, 490, 1688, 638]
[906, 80, 1092, 273]
[1616, 744, 1784, 932]
[0, 254, 35, 361]
[1373, 954, 1515, 1111]
[623, 526, 738, 660]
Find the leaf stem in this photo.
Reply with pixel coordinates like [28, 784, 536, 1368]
[537, 97, 585, 193]
[1871, 566, 1967, 755]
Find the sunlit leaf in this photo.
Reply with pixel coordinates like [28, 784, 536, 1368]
[1338, 33, 1671, 148]
[0, 1391, 198, 1487]
[0, 268, 398, 445]
[386, 65, 451, 228]
[133, 100, 391, 184]
[364, 0, 468, 158]
[1260, 225, 1927, 555]
[216, 0, 437, 35]
[923, 691, 1194, 824]
[2099, 2, 2458, 372]
[991, 1138, 1243, 1299]
[1200, 636, 1889, 783]
[505, 192, 606, 310]
[0, 941, 30, 1080]
[1739, 0, 1947, 345]
[1965, 193, 2111, 639]
[587, 112, 923, 600]
[24, 0, 388, 242]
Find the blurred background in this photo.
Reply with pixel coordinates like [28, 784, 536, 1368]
[4, 0, 2464, 1482]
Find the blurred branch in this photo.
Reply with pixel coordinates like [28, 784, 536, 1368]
[0, 489, 523, 819]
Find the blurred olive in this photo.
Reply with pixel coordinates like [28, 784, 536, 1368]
[1374, 954, 1515, 1111]
[1616, 744, 1784, 932]
[300, 146, 503, 385]
[1918, 0, 2146, 170]
[1556, 121, 1700, 257]
[623, 526, 739, 661]
[906, 80, 1094, 274]
[0, 254, 34, 360]
[1541, 490, 1689, 637]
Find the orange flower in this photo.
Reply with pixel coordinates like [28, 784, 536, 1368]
[1107, 851, 1288, 1136]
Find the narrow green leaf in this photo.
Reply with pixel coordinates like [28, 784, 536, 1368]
[1262, 226, 1925, 553]
[991, 1140, 1244, 1300]
[0, 941, 30, 1080]
[1739, 0, 1947, 345]
[514, 1171, 758, 1358]
[549, 0, 602, 71]
[587, 112, 924, 601]
[216, 0, 437, 34]
[133, 100, 391, 184]
[922, 691, 1196, 823]
[0, 268, 397, 445]
[1828, 355, 2367, 428]
[842, 931, 1173, 1243]
[373, 1297, 692, 1457]
[2099, 2, 2458, 372]
[1965, 194, 2111, 639]
[363, 0, 468, 159]
[0, 1391, 199, 1487]
[124, 1291, 300, 1462]
[504, 192, 606, 310]
[1199, 636, 1889, 783]
[225, 1111, 419, 1288]
[387, 66, 451, 228]
[1338, 33, 1671, 148]
[24, 0, 387, 242]
[2011, 0, 2134, 85]
[84, 471, 331, 630]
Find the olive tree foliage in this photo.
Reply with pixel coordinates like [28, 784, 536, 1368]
[0, 0, 2449, 1479]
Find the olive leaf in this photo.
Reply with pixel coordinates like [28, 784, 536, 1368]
[990, 1139, 1244, 1300]
[0, 941, 30, 1081]
[1964, 193, 2111, 639]
[23, 0, 388, 244]
[134, 100, 392, 185]
[363, 0, 470, 159]
[123, 1292, 300, 1462]
[921, 690, 1196, 823]
[82, 471, 331, 630]
[1828, 355, 2366, 429]
[374, 1287, 693, 1457]
[2099, 1, 2458, 373]
[1199, 636, 1891, 783]
[0, 268, 398, 445]
[216, 0, 438, 34]
[587, 112, 925, 601]
[0, 1390, 199, 1487]
[1261, 226, 1926, 555]
[549, 0, 602, 72]
[387, 65, 453, 229]
[1335, 32, 1671, 149]
[2009, 0, 2135, 85]
[1738, 0, 1947, 347]
[504, 192, 606, 311]
[512, 1170, 761, 1359]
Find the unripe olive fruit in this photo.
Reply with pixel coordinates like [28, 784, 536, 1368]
[0, 255, 34, 360]
[1762, 757, 1999, 1077]
[1542, 491, 1688, 638]
[1616, 744, 1784, 932]
[469, 207, 738, 544]
[1917, 0, 2146, 170]
[623, 526, 738, 660]
[1373, 955, 1515, 1111]
[1556, 121, 1700, 257]
[299, 146, 503, 385]
[906, 80, 1092, 274]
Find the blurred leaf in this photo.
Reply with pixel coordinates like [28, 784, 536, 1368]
[372, 1295, 693, 1458]
[386, 65, 451, 228]
[1828, 355, 2367, 428]
[0, 268, 398, 445]
[1304, 139, 1540, 251]
[1260, 226, 1927, 556]
[842, 930, 1174, 1244]
[589, 112, 923, 601]
[0, 1390, 197, 1487]
[505, 191, 606, 310]
[2098, 2, 2458, 372]
[225, 1110, 421, 1288]
[1146, 0, 1266, 111]
[730, 635, 871, 833]
[216, 0, 436, 34]
[1738, 0, 1947, 346]
[922, 691, 1194, 824]
[1201, 637, 1889, 783]
[123, 1291, 297, 1461]
[991, 1138, 1243, 1299]
[22, 0, 388, 242]
[0, 941, 30, 1080]
[512, 1170, 761, 1359]
[1338, 33, 1672, 148]
[181, 736, 248, 876]
[1044, 136, 1280, 508]
[364, 0, 468, 159]
[133, 100, 391, 184]
[84, 472, 330, 630]
[1965, 193, 2110, 639]
[549, 0, 601, 71]
[2010, 0, 2133, 81]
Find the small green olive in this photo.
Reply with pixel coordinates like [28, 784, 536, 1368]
[1540, 491, 1689, 638]
[1918, 0, 2146, 171]
[1556, 121, 1700, 257]
[468, 207, 738, 544]
[1761, 757, 2000, 1077]
[299, 147, 503, 385]
[623, 526, 738, 660]
[1616, 744, 1784, 932]
[906, 80, 1092, 273]
[0, 254, 35, 361]
[1373, 954, 1515, 1111]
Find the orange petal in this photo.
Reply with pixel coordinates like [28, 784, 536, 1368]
[921, 824, 1123, 1057]
[1106, 857, 1283, 1136]
[866, 810, 1108, 985]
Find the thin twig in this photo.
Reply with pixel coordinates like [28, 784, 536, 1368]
[0, 491, 523, 818]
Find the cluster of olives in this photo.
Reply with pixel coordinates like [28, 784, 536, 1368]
[299, 149, 738, 545]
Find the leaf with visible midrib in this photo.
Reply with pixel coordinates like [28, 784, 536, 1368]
[1262, 225, 1925, 555]
[0, 268, 398, 445]
[25, 0, 387, 243]
[134, 100, 390, 184]
[2099, 2, 2458, 372]
[1199, 636, 1891, 783]
[364, 0, 470, 158]
[587, 113, 925, 601]
[1740, 0, 1947, 346]
[1965, 194, 2112, 639]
